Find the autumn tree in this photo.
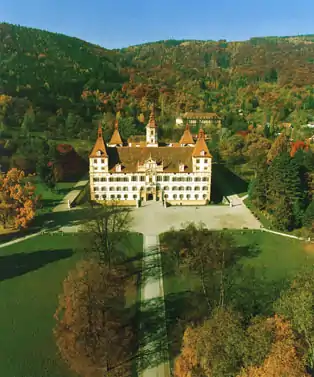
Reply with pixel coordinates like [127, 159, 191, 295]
[243, 133, 271, 174]
[266, 132, 290, 164]
[54, 259, 134, 377]
[81, 202, 133, 268]
[0, 168, 38, 229]
[238, 316, 309, 377]
[275, 267, 314, 371]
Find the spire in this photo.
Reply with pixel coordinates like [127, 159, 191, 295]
[109, 119, 123, 146]
[89, 124, 108, 158]
[192, 128, 211, 157]
[97, 123, 103, 138]
[179, 123, 195, 146]
[147, 104, 157, 128]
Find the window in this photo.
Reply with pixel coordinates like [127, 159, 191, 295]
[93, 177, 99, 182]
[101, 177, 107, 182]
[109, 187, 114, 191]
[117, 187, 121, 191]
[164, 194, 168, 199]
[164, 186, 169, 191]
[179, 186, 184, 191]
[124, 194, 128, 199]
[186, 186, 192, 191]
[132, 186, 137, 191]
[133, 194, 137, 199]
[123, 187, 128, 191]
[101, 159, 105, 164]
[101, 187, 106, 191]
[95, 194, 99, 199]
[101, 167, 105, 170]
[195, 194, 199, 199]
[132, 176, 138, 182]
[173, 194, 177, 199]
[94, 186, 99, 192]
[204, 159, 208, 163]
[94, 166, 98, 170]
[172, 186, 177, 191]
[187, 194, 191, 199]
[202, 177, 208, 181]
[196, 159, 200, 163]
[111, 194, 115, 199]
[187, 177, 192, 182]
[151, 130, 154, 136]
[157, 176, 162, 182]
[172, 177, 177, 182]
[203, 194, 207, 199]
[195, 177, 201, 182]
[196, 167, 200, 171]
[117, 194, 121, 199]
[94, 159, 97, 163]
[200, 150, 205, 156]
[179, 194, 184, 199]
[202, 186, 207, 191]
[149, 177, 153, 183]
[163, 176, 169, 182]
[102, 195, 107, 200]
[151, 138, 154, 143]
[195, 186, 200, 191]
[140, 176, 145, 182]
[109, 177, 114, 182]
[124, 177, 129, 182]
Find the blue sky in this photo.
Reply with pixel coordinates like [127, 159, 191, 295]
[1, 0, 314, 49]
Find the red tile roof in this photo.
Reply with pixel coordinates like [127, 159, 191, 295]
[89, 125, 108, 158]
[192, 129, 212, 158]
[179, 124, 195, 145]
[109, 120, 123, 145]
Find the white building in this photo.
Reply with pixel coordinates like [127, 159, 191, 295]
[89, 108, 212, 206]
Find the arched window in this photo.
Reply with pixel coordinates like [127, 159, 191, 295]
[202, 177, 208, 181]
[179, 186, 184, 191]
[195, 177, 201, 182]
[203, 194, 207, 199]
[195, 186, 200, 191]
[101, 187, 106, 191]
[164, 186, 169, 191]
[164, 194, 168, 199]
[186, 186, 192, 191]
[179, 194, 184, 199]
[195, 194, 199, 199]
[173, 194, 177, 199]
[102, 195, 107, 200]
[133, 194, 137, 199]
[95, 194, 99, 199]
[123, 186, 128, 191]
[124, 194, 128, 199]
[117, 194, 121, 199]
[172, 186, 178, 191]
[187, 194, 191, 199]
[117, 187, 121, 191]
[202, 186, 207, 191]
[109, 187, 114, 191]
[111, 194, 115, 199]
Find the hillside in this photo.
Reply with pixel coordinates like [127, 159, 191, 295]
[1, 22, 314, 144]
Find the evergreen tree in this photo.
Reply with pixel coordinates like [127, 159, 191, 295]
[21, 107, 35, 134]
[303, 201, 314, 228]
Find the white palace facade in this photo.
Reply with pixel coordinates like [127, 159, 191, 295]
[89, 108, 212, 206]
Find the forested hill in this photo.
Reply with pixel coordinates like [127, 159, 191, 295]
[1, 22, 314, 142]
[0, 23, 125, 114]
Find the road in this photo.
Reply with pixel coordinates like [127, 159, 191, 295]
[139, 235, 170, 377]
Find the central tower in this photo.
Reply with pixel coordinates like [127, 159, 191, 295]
[146, 105, 158, 147]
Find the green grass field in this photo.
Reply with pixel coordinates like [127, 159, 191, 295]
[161, 230, 314, 363]
[0, 232, 143, 377]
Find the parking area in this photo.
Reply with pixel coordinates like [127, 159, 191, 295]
[131, 201, 261, 235]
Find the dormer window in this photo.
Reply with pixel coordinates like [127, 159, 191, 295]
[116, 163, 122, 172]
[97, 150, 102, 156]
[179, 163, 185, 172]
[200, 150, 205, 156]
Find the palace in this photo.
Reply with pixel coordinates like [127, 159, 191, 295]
[89, 108, 212, 206]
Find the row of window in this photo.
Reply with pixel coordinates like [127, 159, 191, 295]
[164, 194, 208, 200]
[94, 158, 210, 165]
[95, 194, 138, 200]
[93, 176, 209, 183]
[94, 186, 209, 192]
[195, 159, 209, 164]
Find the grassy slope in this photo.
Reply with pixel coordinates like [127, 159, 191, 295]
[161, 230, 314, 363]
[0, 232, 143, 377]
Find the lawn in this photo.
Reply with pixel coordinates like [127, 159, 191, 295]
[161, 230, 314, 365]
[0, 232, 143, 377]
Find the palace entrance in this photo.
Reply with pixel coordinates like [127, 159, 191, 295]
[147, 193, 154, 201]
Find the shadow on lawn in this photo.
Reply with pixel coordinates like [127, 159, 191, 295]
[0, 248, 74, 281]
[212, 164, 248, 197]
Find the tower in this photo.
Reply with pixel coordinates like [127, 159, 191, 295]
[146, 105, 158, 147]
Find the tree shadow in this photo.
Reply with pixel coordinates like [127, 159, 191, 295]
[0, 248, 74, 281]
[213, 164, 248, 197]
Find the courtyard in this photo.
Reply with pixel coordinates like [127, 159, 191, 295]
[131, 200, 261, 235]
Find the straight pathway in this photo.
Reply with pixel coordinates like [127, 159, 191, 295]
[53, 179, 88, 213]
[139, 235, 170, 377]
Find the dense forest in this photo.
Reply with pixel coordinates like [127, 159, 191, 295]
[1, 22, 314, 140]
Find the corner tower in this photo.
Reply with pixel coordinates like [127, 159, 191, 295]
[146, 105, 158, 147]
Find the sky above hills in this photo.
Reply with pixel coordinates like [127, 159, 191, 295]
[1, 0, 314, 49]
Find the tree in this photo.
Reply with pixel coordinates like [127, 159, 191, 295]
[21, 107, 35, 134]
[303, 200, 314, 228]
[117, 117, 137, 140]
[81, 202, 133, 268]
[175, 308, 245, 377]
[36, 142, 58, 189]
[0, 168, 38, 229]
[219, 135, 245, 166]
[54, 259, 134, 377]
[275, 267, 314, 371]
[266, 133, 290, 164]
[244, 133, 271, 174]
[238, 316, 309, 377]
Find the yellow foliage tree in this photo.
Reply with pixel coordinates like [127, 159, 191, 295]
[0, 168, 38, 229]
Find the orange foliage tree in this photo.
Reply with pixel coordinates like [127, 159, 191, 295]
[290, 140, 309, 157]
[54, 260, 134, 377]
[238, 316, 309, 377]
[0, 168, 38, 229]
[174, 326, 199, 377]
